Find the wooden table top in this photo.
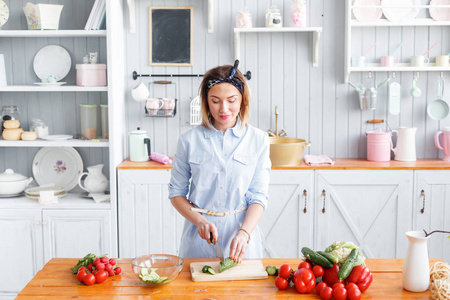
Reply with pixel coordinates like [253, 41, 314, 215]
[118, 158, 450, 170]
[17, 258, 440, 299]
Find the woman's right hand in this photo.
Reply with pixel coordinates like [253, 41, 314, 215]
[197, 221, 218, 244]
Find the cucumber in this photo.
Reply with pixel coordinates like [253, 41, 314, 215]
[202, 265, 216, 275]
[266, 265, 278, 276]
[301, 247, 333, 269]
[338, 248, 359, 280]
[219, 257, 238, 273]
[317, 251, 339, 265]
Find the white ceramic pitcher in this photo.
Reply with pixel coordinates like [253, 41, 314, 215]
[402, 231, 430, 292]
[78, 164, 108, 193]
[391, 127, 417, 161]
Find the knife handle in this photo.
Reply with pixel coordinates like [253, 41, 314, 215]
[209, 232, 215, 244]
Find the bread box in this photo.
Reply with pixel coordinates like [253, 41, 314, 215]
[76, 64, 107, 87]
[23, 2, 63, 30]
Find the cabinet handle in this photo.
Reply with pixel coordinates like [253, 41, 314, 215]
[420, 190, 425, 214]
[35, 220, 41, 225]
[302, 189, 307, 213]
[42, 221, 48, 226]
[322, 189, 326, 214]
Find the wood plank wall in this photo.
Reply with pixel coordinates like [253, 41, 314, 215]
[126, 0, 450, 160]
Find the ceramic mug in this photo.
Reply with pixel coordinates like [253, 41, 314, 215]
[351, 56, 370, 67]
[146, 98, 163, 115]
[411, 56, 430, 67]
[131, 82, 150, 102]
[436, 55, 449, 67]
[380, 56, 399, 67]
[161, 98, 175, 116]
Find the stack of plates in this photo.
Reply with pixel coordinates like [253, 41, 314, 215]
[25, 186, 67, 200]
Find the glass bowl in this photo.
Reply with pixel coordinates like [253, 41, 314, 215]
[131, 254, 184, 286]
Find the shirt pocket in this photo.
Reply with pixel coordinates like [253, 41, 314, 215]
[189, 154, 215, 185]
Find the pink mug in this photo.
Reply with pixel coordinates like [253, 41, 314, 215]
[435, 128, 450, 161]
[381, 56, 399, 67]
[146, 98, 163, 115]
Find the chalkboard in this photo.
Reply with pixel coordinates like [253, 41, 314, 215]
[149, 7, 193, 66]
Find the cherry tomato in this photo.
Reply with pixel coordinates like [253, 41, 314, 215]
[96, 263, 105, 270]
[109, 258, 116, 266]
[83, 273, 96, 286]
[101, 256, 109, 264]
[114, 266, 122, 275]
[320, 286, 333, 300]
[298, 261, 311, 270]
[95, 270, 108, 283]
[105, 263, 113, 272]
[316, 282, 327, 294]
[87, 264, 93, 271]
[77, 267, 87, 273]
[332, 283, 345, 290]
[278, 264, 292, 278]
[333, 287, 348, 300]
[346, 282, 359, 291]
[93, 258, 101, 266]
[92, 269, 98, 275]
[108, 270, 115, 276]
[312, 265, 324, 277]
[348, 287, 362, 300]
[77, 270, 88, 283]
[275, 276, 289, 290]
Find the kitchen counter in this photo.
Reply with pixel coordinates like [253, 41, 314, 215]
[118, 158, 450, 170]
[17, 258, 440, 299]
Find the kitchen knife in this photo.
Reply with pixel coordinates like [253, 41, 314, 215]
[210, 232, 224, 264]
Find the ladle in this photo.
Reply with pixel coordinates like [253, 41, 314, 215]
[410, 76, 421, 98]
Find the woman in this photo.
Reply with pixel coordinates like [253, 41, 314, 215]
[169, 61, 271, 263]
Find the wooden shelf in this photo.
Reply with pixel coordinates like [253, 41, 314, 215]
[0, 85, 108, 92]
[0, 139, 109, 147]
[233, 27, 323, 67]
[0, 30, 107, 38]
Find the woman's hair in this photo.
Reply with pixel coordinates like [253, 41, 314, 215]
[199, 64, 250, 129]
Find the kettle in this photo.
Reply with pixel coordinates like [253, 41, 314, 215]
[129, 127, 151, 162]
[391, 127, 417, 161]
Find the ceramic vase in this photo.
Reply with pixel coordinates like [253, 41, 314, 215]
[402, 231, 430, 292]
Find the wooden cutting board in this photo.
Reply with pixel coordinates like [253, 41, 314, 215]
[190, 260, 268, 282]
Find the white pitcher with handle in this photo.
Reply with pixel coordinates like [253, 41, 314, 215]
[78, 164, 108, 193]
[391, 127, 417, 161]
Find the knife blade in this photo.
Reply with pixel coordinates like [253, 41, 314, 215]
[210, 232, 224, 264]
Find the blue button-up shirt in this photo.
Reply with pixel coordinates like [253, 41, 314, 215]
[169, 118, 271, 258]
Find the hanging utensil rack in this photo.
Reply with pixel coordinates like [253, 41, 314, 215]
[132, 70, 252, 80]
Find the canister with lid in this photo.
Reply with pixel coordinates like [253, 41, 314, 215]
[1, 105, 19, 135]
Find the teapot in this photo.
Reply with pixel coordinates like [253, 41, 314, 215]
[78, 164, 108, 193]
[434, 127, 450, 161]
[391, 127, 417, 161]
[129, 127, 151, 162]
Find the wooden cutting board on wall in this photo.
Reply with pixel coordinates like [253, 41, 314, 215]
[190, 260, 268, 282]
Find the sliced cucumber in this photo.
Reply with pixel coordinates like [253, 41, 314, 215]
[139, 267, 172, 283]
[219, 257, 238, 273]
[266, 265, 278, 276]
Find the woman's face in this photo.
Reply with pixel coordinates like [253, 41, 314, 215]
[207, 82, 242, 132]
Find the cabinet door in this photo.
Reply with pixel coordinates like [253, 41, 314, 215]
[259, 170, 314, 258]
[118, 169, 184, 258]
[315, 170, 413, 259]
[0, 209, 43, 298]
[42, 210, 111, 264]
[414, 170, 450, 262]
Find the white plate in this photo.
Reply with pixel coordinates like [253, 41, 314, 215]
[32, 147, 83, 191]
[81, 191, 110, 199]
[33, 82, 67, 87]
[353, 0, 383, 22]
[25, 185, 66, 196]
[382, 0, 420, 22]
[26, 191, 67, 201]
[33, 45, 71, 82]
[40, 135, 73, 141]
[430, 0, 450, 21]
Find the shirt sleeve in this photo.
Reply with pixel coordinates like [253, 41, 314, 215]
[168, 135, 191, 199]
[245, 133, 271, 210]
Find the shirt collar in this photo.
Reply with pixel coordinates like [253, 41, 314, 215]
[203, 117, 246, 139]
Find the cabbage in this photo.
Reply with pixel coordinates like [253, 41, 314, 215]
[325, 241, 366, 266]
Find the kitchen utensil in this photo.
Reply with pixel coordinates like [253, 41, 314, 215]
[269, 137, 311, 166]
[33, 45, 71, 81]
[429, 0, 450, 21]
[423, 42, 438, 56]
[381, 55, 399, 67]
[352, 0, 382, 22]
[0, 169, 33, 196]
[78, 164, 108, 194]
[391, 127, 417, 161]
[410, 76, 421, 97]
[129, 127, 151, 162]
[190, 96, 202, 125]
[389, 81, 402, 115]
[190, 260, 268, 282]
[427, 75, 449, 120]
[391, 43, 403, 56]
[131, 254, 183, 286]
[32, 147, 83, 191]
[161, 98, 175, 116]
[80, 104, 97, 139]
[363, 42, 376, 56]
[436, 55, 449, 67]
[381, 0, 420, 22]
[351, 56, 371, 67]
[411, 55, 430, 67]
[131, 81, 149, 102]
[210, 233, 224, 264]
[434, 127, 450, 161]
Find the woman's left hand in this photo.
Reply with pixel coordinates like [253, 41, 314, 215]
[229, 230, 249, 263]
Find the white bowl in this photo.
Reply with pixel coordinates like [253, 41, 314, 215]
[0, 169, 33, 196]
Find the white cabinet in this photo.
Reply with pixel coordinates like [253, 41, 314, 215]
[260, 170, 314, 258]
[414, 170, 450, 262]
[315, 170, 413, 258]
[0, 207, 111, 299]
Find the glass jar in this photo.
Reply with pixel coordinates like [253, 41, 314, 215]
[266, 6, 283, 28]
[291, 0, 307, 27]
[236, 9, 252, 28]
[100, 104, 109, 139]
[80, 104, 97, 139]
[1, 105, 20, 135]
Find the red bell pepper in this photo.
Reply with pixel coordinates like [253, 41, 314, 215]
[346, 265, 373, 292]
[293, 268, 316, 294]
[322, 264, 344, 287]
